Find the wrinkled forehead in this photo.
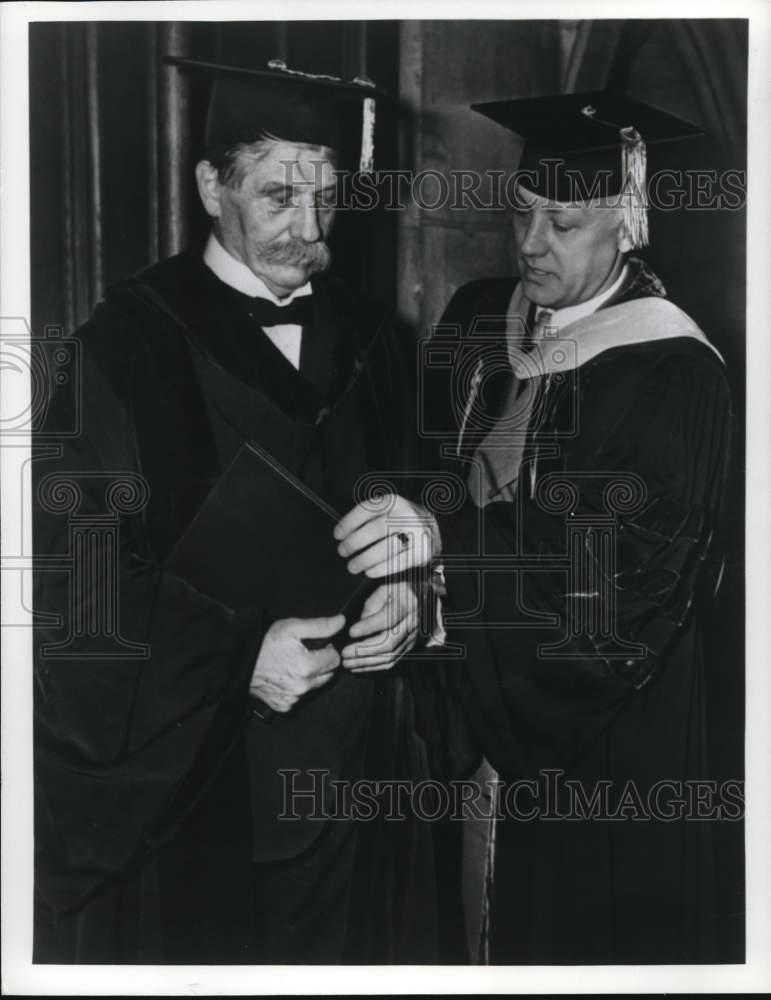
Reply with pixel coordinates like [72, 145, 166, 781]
[248, 141, 339, 188]
[513, 181, 620, 216]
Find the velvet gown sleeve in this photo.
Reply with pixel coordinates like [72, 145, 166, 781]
[33, 316, 268, 915]
[439, 342, 733, 778]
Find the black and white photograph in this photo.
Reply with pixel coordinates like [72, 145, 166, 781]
[2, 1, 769, 994]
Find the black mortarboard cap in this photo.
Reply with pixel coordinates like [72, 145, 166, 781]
[472, 90, 704, 246]
[165, 56, 382, 172]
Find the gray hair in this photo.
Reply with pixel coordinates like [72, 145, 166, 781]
[204, 134, 338, 189]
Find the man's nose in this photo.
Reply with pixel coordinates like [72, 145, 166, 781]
[292, 201, 321, 243]
[518, 211, 547, 258]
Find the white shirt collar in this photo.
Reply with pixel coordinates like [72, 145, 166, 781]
[203, 233, 312, 305]
[536, 263, 628, 329]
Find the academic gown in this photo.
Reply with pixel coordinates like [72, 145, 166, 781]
[32, 252, 440, 964]
[429, 259, 734, 964]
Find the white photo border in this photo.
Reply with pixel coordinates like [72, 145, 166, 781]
[2, 0, 769, 994]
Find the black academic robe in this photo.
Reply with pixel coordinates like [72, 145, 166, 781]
[430, 259, 735, 964]
[32, 252, 439, 964]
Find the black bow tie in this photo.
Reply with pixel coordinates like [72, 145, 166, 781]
[245, 295, 314, 328]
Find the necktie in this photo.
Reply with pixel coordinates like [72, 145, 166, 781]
[245, 295, 314, 328]
[468, 309, 557, 506]
[532, 308, 554, 345]
[518, 305, 553, 355]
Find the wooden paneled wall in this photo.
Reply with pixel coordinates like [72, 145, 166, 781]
[395, 20, 562, 333]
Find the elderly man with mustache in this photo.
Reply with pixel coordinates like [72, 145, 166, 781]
[33, 60, 439, 965]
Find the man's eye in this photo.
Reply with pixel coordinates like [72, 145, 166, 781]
[552, 221, 573, 234]
[265, 192, 296, 209]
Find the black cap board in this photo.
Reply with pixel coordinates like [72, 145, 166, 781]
[472, 90, 704, 246]
[164, 56, 383, 172]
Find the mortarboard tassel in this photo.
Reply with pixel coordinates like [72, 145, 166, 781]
[620, 126, 649, 249]
[353, 76, 376, 174]
[581, 105, 649, 249]
[359, 97, 376, 174]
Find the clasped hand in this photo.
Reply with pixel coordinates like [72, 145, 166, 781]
[335, 492, 441, 670]
[334, 492, 440, 578]
[250, 494, 440, 712]
[249, 614, 344, 713]
[340, 580, 419, 672]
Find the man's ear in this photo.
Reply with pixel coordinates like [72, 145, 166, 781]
[195, 161, 223, 219]
[616, 215, 635, 254]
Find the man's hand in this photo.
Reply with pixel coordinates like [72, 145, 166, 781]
[334, 493, 441, 579]
[249, 614, 345, 713]
[342, 582, 419, 672]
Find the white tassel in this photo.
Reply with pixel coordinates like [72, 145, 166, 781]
[352, 76, 377, 174]
[581, 106, 649, 248]
[620, 126, 649, 248]
[359, 96, 375, 173]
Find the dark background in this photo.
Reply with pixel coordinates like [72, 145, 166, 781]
[29, 18, 747, 962]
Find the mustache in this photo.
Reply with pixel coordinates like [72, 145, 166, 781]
[254, 238, 332, 272]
